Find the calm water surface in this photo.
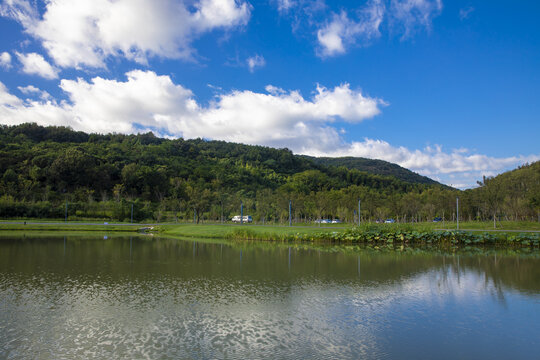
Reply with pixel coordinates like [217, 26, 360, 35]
[0, 234, 539, 359]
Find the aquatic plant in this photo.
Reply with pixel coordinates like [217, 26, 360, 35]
[295, 228, 539, 248]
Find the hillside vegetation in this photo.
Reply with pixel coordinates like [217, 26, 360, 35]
[0, 123, 538, 224]
[302, 156, 440, 185]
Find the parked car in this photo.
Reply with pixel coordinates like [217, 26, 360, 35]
[231, 215, 253, 223]
[384, 218, 396, 223]
[331, 219, 342, 224]
[433, 217, 442, 222]
[314, 219, 331, 224]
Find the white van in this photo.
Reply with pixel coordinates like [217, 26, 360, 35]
[231, 215, 253, 223]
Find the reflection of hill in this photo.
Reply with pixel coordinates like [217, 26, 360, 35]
[0, 235, 538, 296]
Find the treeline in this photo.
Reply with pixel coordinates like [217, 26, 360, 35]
[0, 123, 538, 223]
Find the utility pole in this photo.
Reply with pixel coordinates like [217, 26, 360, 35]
[358, 199, 361, 226]
[456, 197, 459, 230]
[131, 203, 134, 224]
[289, 200, 293, 226]
[65, 200, 68, 223]
[240, 201, 243, 225]
[194, 209, 196, 224]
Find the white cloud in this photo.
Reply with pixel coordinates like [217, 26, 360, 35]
[389, 0, 442, 39]
[317, 1, 384, 57]
[0, 51, 12, 69]
[17, 84, 51, 100]
[1, 0, 251, 68]
[247, 55, 265, 72]
[305, 139, 539, 188]
[15, 52, 59, 79]
[0, 70, 381, 148]
[281, 0, 442, 56]
[192, 83, 382, 151]
[265, 85, 287, 96]
[459, 6, 474, 21]
[0, 81, 72, 126]
[0, 71, 537, 188]
[317, 14, 346, 56]
[59, 70, 198, 134]
[193, 0, 251, 30]
[276, 0, 296, 14]
[0, 82, 22, 106]
[0, 0, 38, 26]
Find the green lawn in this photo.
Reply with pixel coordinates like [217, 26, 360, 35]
[421, 220, 540, 231]
[158, 224, 340, 240]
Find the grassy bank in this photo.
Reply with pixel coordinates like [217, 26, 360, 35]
[158, 224, 339, 240]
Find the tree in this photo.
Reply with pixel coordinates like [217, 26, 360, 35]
[477, 176, 503, 228]
[186, 180, 214, 223]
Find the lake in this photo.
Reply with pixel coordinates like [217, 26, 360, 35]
[1, 234, 539, 359]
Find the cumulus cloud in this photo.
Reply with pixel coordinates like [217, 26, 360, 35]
[0, 71, 537, 188]
[0, 70, 382, 147]
[247, 55, 266, 72]
[1, 0, 251, 68]
[0, 51, 12, 69]
[0, 81, 73, 126]
[192, 83, 383, 151]
[317, 1, 384, 57]
[15, 52, 59, 79]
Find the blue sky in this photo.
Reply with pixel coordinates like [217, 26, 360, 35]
[0, 0, 538, 188]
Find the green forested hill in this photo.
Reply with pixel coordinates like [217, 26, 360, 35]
[0, 123, 432, 197]
[302, 156, 440, 185]
[465, 161, 540, 220]
[0, 123, 537, 223]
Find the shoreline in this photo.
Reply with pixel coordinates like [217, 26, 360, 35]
[1, 222, 538, 250]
